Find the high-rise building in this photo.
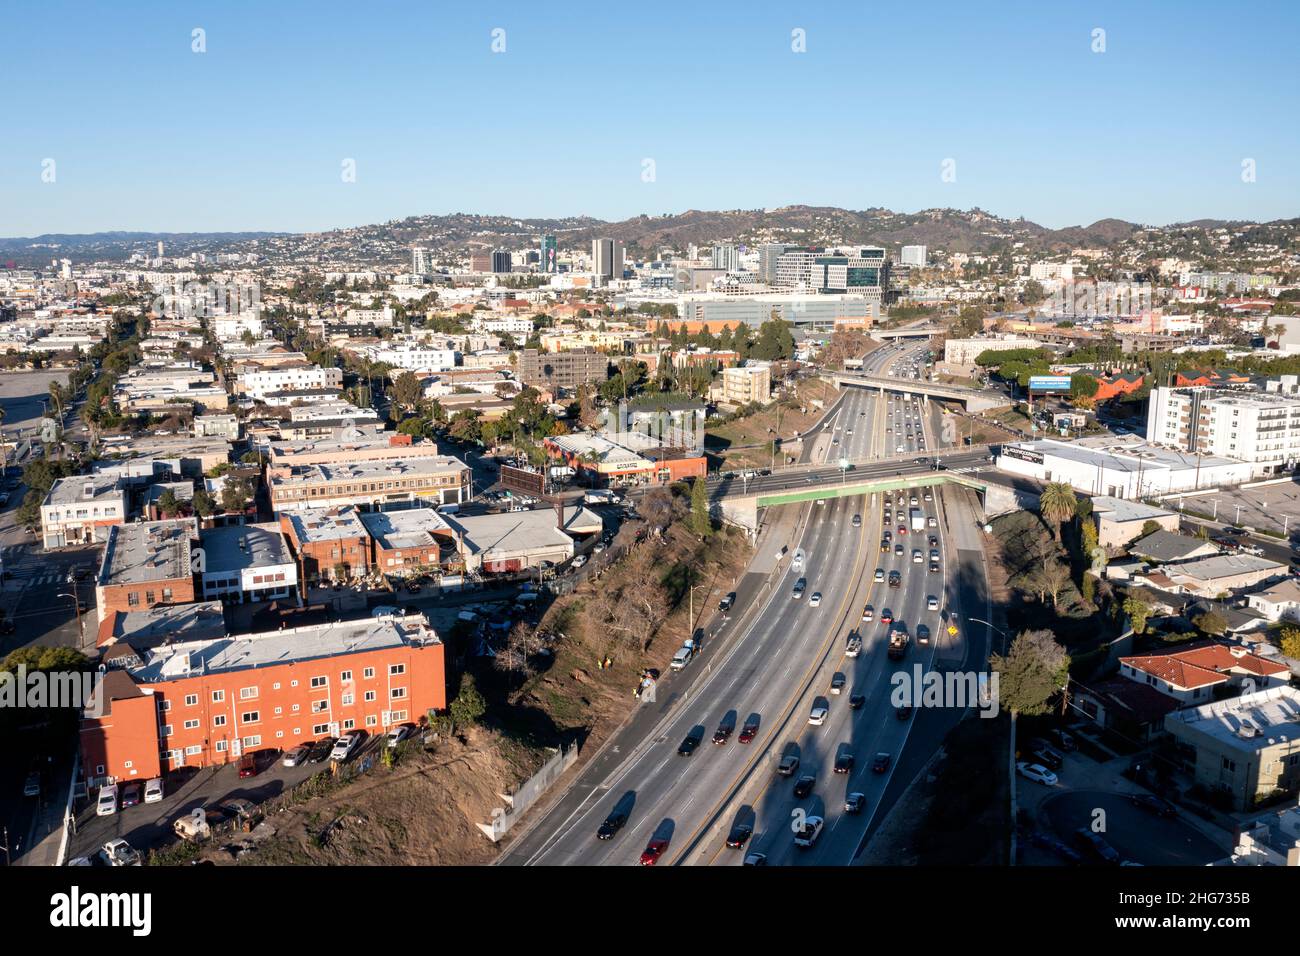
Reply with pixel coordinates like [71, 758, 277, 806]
[491, 251, 512, 274]
[469, 252, 492, 273]
[592, 238, 624, 284]
[157, 240, 165, 259]
[1147, 379, 1300, 476]
[900, 245, 927, 267]
[758, 243, 794, 284]
[539, 235, 557, 273]
[711, 244, 740, 271]
[412, 247, 432, 275]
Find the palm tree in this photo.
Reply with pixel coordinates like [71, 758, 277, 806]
[1039, 482, 1078, 541]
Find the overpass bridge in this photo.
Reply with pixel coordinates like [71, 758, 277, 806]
[871, 325, 943, 340]
[828, 371, 1010, 412]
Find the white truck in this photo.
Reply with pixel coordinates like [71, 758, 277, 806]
[793, 816, 824, 848]
[909, 507, 926, 532]
[670, 638, 698, 671]
[584, 490, 620, 506]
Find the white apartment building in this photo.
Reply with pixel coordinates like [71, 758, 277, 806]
[717, 364, 771, 405]
[1029, 262, 1076, 282]
[213, 312, 264, 341]
[1146, 381, 1300, 476]
[238, 365, 343, 401]
[355, 343, 457, 373]
[475, 316, 535, 335]
[344, 306, 395, 326]
[942, 335, 1042, 366]
[41, 476, 127, 549]
[900, 245, 927, 267]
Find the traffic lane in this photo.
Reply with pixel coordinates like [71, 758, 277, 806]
[1040, 789, 1223, 866]
[571, 493, 868, 864]
[534, 491, 867, 864]
[1, 546, 99, 655]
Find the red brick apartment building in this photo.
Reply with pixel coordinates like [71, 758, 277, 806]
[95, 519, 198, 625]
[279, 506, 373, 585]
[81, 616, 445, 787]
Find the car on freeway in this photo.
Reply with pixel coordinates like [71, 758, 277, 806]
[894, 543, 904, 557]
[872, 753, 891, 773]
[792, 578, 806, 599]
[833, 751, 855, 774]
[331, 733, 363, 762]
[879, 539, 890, 553]
[916, 624, 930, 644]
[282, 745, 311, 767]
[808, 702, 829, 726]
[852, 514, 862, 528]
[739, 720, 759, 744]
[597, 810, 628, 840]
[777, 753, 800, 776]
[808, 592, 822, 607]
[862, 604, 874, 622]
[639, 838, 669, 866]
[927, 516, 938, 528]
[743, 852, 767, 866]
[845, 792, 866, 814]
[889, 571, 902, 588]
[792, 549, 805, 570]
[912, 549, 923, 563]
[22, 771, 40, 798]
[845, 633, 862, 657]
[725, 822, 753, 849]
[793, 775, 816, 799]
[874, 568, 885, 582]
[712, 722, 733, 745]
[849, 692, 866, 710]
[718, 592, 735, 613]
[120, 781, 143, 807]
[678, 727, 704, 756]
[1131, 793, 1177, 818]
[927, 595, 939, 611]
[830, 672, 846, 694]
[897, 524, 907, 536]
[929, 562, 940, 574]
[1016, 762, 1058, 787]
[930, 549, 940, 562]
[879, 608, 893, 624]
[794, 816, 825, 849]
[928, 534, 939, 547]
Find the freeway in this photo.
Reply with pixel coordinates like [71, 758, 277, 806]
[499, 339, 992, 866]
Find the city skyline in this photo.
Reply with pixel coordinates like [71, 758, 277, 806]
[1, 0, 1297, 236]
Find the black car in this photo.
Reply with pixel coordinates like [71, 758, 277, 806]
[725, 823, 753, 849]
[307, 737, 336, 763]
[678, 728, 704, 756]
[844, 792, 866, 814]
[718, 592, 735, 613]
[1131, 794, 1176, 818]
[597, 810, 628, 840]
[1072, 828, 1121, 865]
[872, 753, 891, 773]
[1030, 746, 1063, 771]
[712, 724, 732, 745]
[793, 775, 816, 799]
[849, 693, 866, 710]
[833, 751, 855, 774]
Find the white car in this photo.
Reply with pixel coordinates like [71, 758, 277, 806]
[792, 549, 805, 570]
[927, 595, 939, 611]
[593, 542, 606, 553]
[99, 839, 142, 867]
[96, 783, 118, 817]
[571, 554, 588, 568]
[808, 592, 822, 607]
[912, 550, 923, 563]
[793, 816, 825, 848]
[386, 724, 415, 749]
[330, 734, 362, 762]
[144, 777, 164, 804]
[1016, 762, 1058, 787]
[808, 704, 829, 726]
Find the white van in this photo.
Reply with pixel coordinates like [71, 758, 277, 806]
[97, 784, 119, 817]
[144, 778, 163, 804]
[670, 642, 695, 670]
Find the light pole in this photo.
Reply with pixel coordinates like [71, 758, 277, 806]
[968, 616, 1011, 655]
[1235, 503, 1243, 525]
[58, 587, 83, 645]
[688, 582, 708, 642]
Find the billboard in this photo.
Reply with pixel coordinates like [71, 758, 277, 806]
[1028, 375, 1073, 394]
[500, 465, 546, 497]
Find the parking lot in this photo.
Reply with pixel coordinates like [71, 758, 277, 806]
[1190, 478, 1300, 540]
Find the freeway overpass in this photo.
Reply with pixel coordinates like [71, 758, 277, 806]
[871, 325, 943, 340]
[829, 371, 1010, 412]
[708, 448, 1036, 530]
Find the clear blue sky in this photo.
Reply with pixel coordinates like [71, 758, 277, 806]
[2, 0, 1297, 236]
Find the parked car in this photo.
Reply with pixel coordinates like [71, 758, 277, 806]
[96, 784, 118, 817]
[1016, 762, 1058, 787]
[330, 734, 363, 762]
[120, 781, 143, 808]
[308, 737, 336, 763]
[1131, 793, 1176, 818]
[1073, 827, 1121, 865]
[99, 839, 142, 867]
[144, 777, 164, 804]
[571, 554, 587, 569]
[282, 745, 311, 768]
[1029, 745, 1064, 771]
[386, 723, 416, 749]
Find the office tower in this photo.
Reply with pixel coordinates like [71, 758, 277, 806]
[711, 244, 740, 271]
[469, 252, 492, 273]
[759, 243, 793, 284]
[900, 245, 927, 267]
[412, 247, 431, 274]
[592, 238, 624, 283]
[491, 251, 512, 274]
[539, 235, 557, 274]
[157, 240, 165, 258]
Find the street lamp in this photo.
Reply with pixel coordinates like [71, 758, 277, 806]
[58, 590, 84, 644]
[968, 616, 1010, 655]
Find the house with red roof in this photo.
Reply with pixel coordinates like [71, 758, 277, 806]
[1118, 643, 1290, 707]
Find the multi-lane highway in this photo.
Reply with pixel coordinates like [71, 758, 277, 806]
[499, 339, 990, 866]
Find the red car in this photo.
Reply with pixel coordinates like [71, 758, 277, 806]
[639, 838, 669, 866]
[879, 609, 893, 625]
[897, 525, 907, 536]
[738, 721, 759, 744]
[237, 753, 257, 778]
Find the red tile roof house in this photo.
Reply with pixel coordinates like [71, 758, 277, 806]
[1118, 643, 1290, 708]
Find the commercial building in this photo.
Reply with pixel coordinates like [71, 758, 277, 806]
[80, 614, 445, 785]
[900, 245, 927, 267]
[676, 294, 876, 330]
[1090, 496, 1181, 549]
[280, 506, 373, 586]
[545, 432, 706, 487]
[516, 348, 609, 391]
[446, 506, 602, 575]
[197, 522, 299, 605]
[1146, 381, 1300, 476]
[538, 235, 557, 274]
[95, 519, 199, 625]
[268, 454, 472, 513]
[360, 507, 452, 577]
[942, 335, 1043, 366]
[41, 475, 127, 549]
[1165, 686, 1300, 811]
[995, 436, 1253, 498]
[592, 238, 624, 283]
[238, 364, 343, 402]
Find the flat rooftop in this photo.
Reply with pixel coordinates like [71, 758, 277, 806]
[359, 507, 451, 551]
[101, 601, 226, 650]
[1167, 553, 1285, 582]
[548, 432, 653, 469]
[131, 614, 440, 683]
[269, 454, 467, 487]
[45, 474, 122, 507]
[1090, 495, 1177, 523]
[444, 506, 603, 557]
[200, 522, 294, 573]
[283, 506, 370, 544]
[100, 519, 196, 586]
[1009, 437, 1239, 473]
[1167, 685, 1300, 752]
